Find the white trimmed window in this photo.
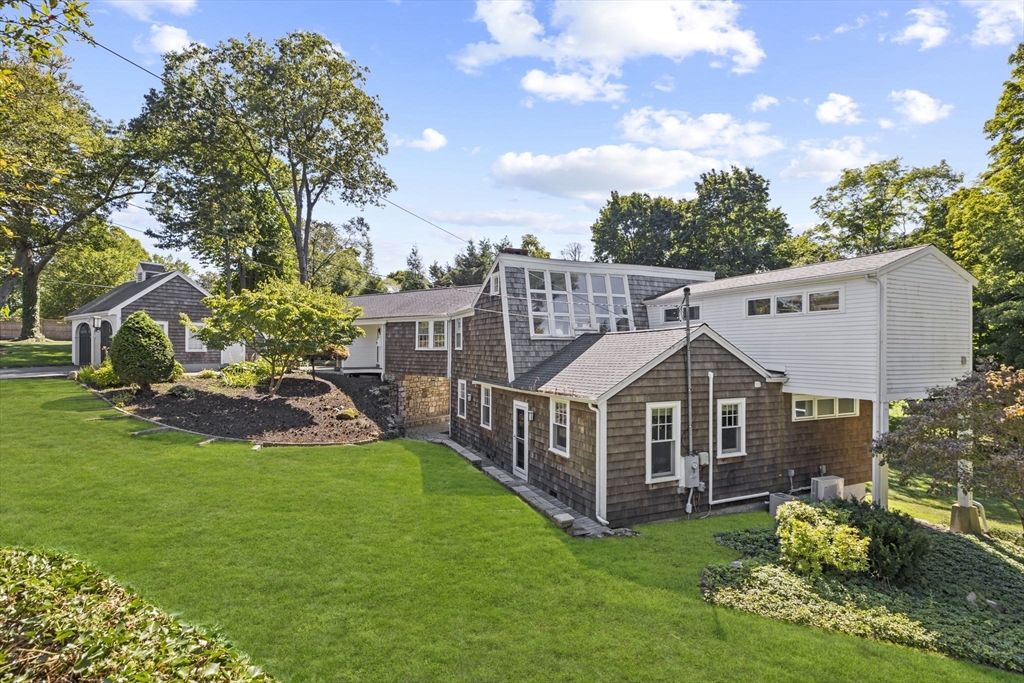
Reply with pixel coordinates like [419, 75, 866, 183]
[746, 289, 842, 317]
[154, 320, 169, 335]
[454, 318, 463, 350]
[416, 319, 447, 350]
[528, 269, 633, 338]
[775, 294, 803, 315]
[793, 395, 859, 421]
[185, 323, 207, 352]
[746, 297, 771, 316]
[550, 398, 569, 457]
[480, 386, 492, 429]
[457, 380, 467, 419]
[646, 401, 680, 483]
[489, 273, 499, 295]
[808, 290, 840, 312]
[718, 398, 746, 458]
[664, 305, 700, 324]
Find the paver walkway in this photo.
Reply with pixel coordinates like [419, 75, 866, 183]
[419, 434, 628, 538]
[0, 366, 76, 380]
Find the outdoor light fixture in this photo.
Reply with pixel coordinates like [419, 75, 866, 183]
[91, 316, 102, 329]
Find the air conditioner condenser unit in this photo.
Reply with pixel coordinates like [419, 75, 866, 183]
[810, 475, 844, 502]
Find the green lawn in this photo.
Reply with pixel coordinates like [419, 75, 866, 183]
[887, 470, 1022, 534]
[0, 380, 1015, 682]
[0, 340, 72, 368]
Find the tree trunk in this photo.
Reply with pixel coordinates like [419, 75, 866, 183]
[0, 249, 28, 308]
[19, 264, 43, 341]
[223, 235, 233, 297]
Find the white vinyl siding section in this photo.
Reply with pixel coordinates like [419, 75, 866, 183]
[885, 253, 973, 400]
[648, 277, 881, 399]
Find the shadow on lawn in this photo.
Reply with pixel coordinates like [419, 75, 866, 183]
[405, 439, 504, 497]
[40, 396, 110, 413]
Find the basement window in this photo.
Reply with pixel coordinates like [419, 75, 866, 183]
[646, 401, 680, 483]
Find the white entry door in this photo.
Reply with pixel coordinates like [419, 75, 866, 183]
[513, 401, 529, 479]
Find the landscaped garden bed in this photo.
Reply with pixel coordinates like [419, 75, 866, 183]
[701, 509, 1024, 673]
[0, 547, 274, 681]
[103, 372, 395, 444]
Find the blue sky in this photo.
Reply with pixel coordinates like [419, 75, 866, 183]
[64, 0, 1024, 275]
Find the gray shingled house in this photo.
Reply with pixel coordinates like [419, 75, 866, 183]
[64, 262, 244, 371]
[438, 246, 974, 527]
[342, 285, 479, 426]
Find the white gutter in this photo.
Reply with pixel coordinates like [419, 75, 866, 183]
[865, 273, 889, 508]
[588, 402, 609, 524]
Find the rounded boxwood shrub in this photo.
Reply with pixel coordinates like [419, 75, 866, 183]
[108, 311, 177, 391]
[775, 501, 869, 576]
[825, 498, 930, 586]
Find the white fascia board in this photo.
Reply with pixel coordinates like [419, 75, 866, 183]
[470, 260, 501, 310]
[353, 311, 475, 325]
[875, 244, 978, 286]
[500, 261, 516, 383]
[498, 253, 715, 282]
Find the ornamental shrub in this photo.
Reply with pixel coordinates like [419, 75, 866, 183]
[78, 358, 125, 389]
[108, 311, 176, 391]
[825, 498, 930, 586]
[775, 501, 869, 576]
[221, 358, 273, 388]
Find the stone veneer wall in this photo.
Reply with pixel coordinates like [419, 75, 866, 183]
[397, 374, 450, 427]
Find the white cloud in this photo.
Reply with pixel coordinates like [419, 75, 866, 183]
[619, 107, 784, 158]
[816, 93, 864, 125]
[889, 89, 953, 124]
[834, 14, 869, 33]
[108, 0, 197, 21]
[781, 137, 882, 182]
[427, 209, 563, 227]
[521, 69, 626, 103]
[893, 7, 950, 50]
[751, 94, 779, 112]
[395, 128, 448, 151]
[963, 0, 1024, 45]
[134, 24, 195, 54]
[491, 144, 720, 204]
[654, 75, 675, 93]
[457, 0, 764, 102]
[878, 118, 896, 129]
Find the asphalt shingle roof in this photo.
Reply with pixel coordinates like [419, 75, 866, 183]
[65, 271, 178, 317]
[347, 285, 479, 319]
[510, 327, 698, 400]
[645, 245, 931, 303]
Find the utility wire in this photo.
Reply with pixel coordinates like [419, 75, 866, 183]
[57, 21, 470, 246]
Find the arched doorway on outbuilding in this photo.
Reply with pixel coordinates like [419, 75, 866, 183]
[76, 323, 92, 366]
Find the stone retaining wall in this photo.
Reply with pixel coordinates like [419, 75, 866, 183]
[396, 374, 450, 427]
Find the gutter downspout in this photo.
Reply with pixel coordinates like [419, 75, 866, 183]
[589, 402, 609, 525]
[705, 367, 771, 509]
[865, 273, 889, 509]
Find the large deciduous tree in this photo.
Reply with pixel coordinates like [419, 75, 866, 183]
[429, 237, 512, 287]
[307, 217, 386, 296]
[0, 58, 153, 338]
[185, 280, 363, 396]
[39, 225, 148, 319]
[591, 167, 792, 277]
[137, 32, 395, 285]
[805, 158, 962, 258]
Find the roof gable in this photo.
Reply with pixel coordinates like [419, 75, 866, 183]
[347, 285, 479, 320]
[64, 271, 209, 319]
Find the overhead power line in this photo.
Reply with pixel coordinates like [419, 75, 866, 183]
[57, 21, 470, 246]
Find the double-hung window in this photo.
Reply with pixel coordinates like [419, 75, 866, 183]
[457, 380, 467, 419]
[480, 386, 492, 429]
[717, 398, 746, 458]
[416, 320, 447, 350]
[550, 398, 569, 456]
[185, 323, 207, 352]
[489, 273, 500, 295]
[646, 401, 680, 482]
[454, 318, 463, 350]
[528, 269, 633, 338]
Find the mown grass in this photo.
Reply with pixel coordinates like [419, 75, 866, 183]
[0, 379, 1016, 682]
[0, 340, 72, 368]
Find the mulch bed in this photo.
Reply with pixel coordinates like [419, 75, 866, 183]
[106, 373, 393, 444]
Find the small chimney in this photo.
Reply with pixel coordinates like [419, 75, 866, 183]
[136, 261, 167, 282]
